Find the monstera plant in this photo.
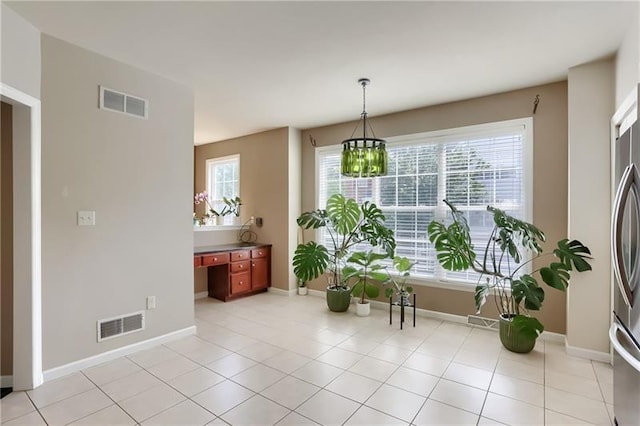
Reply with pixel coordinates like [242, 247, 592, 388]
[428, 200, 593, 353]
[293, 194, 395, 312]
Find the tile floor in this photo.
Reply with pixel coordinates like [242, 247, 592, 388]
[1, 293, 615, 425]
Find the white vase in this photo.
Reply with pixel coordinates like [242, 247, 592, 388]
[298, 287, 308, 296]
[215, 216, 224, 226]
[356, 301, 370, 317]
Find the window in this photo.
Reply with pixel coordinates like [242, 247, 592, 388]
[206, 154, 240, 214]
[316, 118, 532, 287]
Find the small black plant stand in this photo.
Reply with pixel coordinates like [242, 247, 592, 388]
[389, 293, 416, 329]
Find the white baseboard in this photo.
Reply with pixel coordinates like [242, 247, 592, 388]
[194, 291, 208, 300]
[539, 331, 566, 343]
[307, 288, 327, 298]
[267, 287, 297, 296]
[1, 375, 13, 387]
[368, 298, 468, 324]
[43, 326, 196, 383]
[566, 342, 612, 363]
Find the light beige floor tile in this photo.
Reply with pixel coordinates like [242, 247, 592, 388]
[495, 357, 544, 384]
[429, 379, 487, 414]
[209, 333, 259, 352]
[191, 379, 255, 416]
[262, 376, 320, 410]
[325, 371, 382, 403]
[482, 392, 544, 425]
[386, 366, 439, 397]
[127, 346, 180, 369]
[82, 357, 142, 386]
[365, 383, 426, 422]
[312, 328, 351, 345]
[416, 339, 460, 360]
[383, 334, 424, 351]
[413, 399, 478, 425]
[288, 338, 333, 358]
[237, 341, 283, 362]
[147, 355, 201, 381]
[546, 409, 597, 425]
[164, 335, 212, 354]
[100, 369, 162, 402]
[276, 411, 319, 425]
[601, 381, 613, 405]
[403, 352, 450, 377]
[0, 391, 36, 422]
[168, 367, 225, 397]
[489, 373, 544, 407]
[356, 327, 397, 343]
[142, 399, 215, 425]
[593, 361, 613, 385]
[477, 416, 508, 426]
[205, 353, 257, 378]
[338, 335, 380, 354]
[546, 369, 603, 401]
[316, 347, 364, 369]
[262, 350, 312, 374]
[344, 405, 407, 425]
[367, 343, 413, 364]
[39, 389, 113, 426]
[545, 387, 610, 425]
[69, 405, 135, 425]
[546, 352, 597, 380]
[230, 364, 286, 392]
[443, 362, 493, 390]
[606, 403, 615, 425]
[453, 348, 500, 371]
[291, 360, 344, 387]
[348, 356, 398, 382]
[3, 410, 47, 425]
[221, 394, 290, 426]
[184, 343, 233, 365]
[27, 372, 95, 408]
[499, 346, 545, 368]
[295, 389, 360, 426]
[118, 384, 185, 422]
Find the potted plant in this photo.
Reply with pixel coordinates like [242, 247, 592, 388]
[428, 200, 592, 353]
[298, 279, 308, 296]
[343, 251, 389, 316]
[293, 193, 395, 312]
[221, 196, 242, 225]
[194, 191, 222, 225]
[384, 256, 415, 307]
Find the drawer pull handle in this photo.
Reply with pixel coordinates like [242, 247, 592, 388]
[239, 264, 243, 268]
[213, 257, 217, 261]
[252, 263, 256, 267]
[240, 281, 244, 285]
[258, 251, 263, 255]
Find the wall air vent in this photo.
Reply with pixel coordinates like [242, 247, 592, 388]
[97, 311, 145, 342]
[99, 86, 148, 119]
[467, 315, 499, 329]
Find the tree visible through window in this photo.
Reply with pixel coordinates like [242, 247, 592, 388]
[316, 119, 531, 285]
[206, 154, 240, 214]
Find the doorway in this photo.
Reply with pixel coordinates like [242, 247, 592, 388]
[1, 101, 13, 397]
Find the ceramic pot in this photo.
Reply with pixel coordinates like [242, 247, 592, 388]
[298, 286, 308, 296]
[356, 301, 370, 317]
[499, 314, 537, 353]
[326, 286, 351, 312]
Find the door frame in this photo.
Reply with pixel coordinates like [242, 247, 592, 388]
[0, 83, 42, 390]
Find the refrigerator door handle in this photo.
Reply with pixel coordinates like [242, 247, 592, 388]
[610, 320, 640, 373]
[612, 163, 637, 308]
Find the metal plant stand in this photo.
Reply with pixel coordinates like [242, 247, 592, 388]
[389, 293, 416, 329]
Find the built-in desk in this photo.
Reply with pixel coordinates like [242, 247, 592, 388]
[194, 243, 271, 302]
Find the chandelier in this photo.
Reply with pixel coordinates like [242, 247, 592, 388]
[340, 78, 388, 178]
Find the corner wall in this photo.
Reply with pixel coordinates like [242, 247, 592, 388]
[302, 82, 570, 333]
[41, 35, 195, 370]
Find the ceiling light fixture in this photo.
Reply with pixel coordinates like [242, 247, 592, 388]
[341, 78, 388, 178]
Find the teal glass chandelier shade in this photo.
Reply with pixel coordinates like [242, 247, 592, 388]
[340, 78, 388, 178]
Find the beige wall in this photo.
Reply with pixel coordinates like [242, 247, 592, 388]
[194, 127, 295, 291]
[1, 102, 14, 377]
[301, 81, 570, 333]
[41, 35, 195, 370]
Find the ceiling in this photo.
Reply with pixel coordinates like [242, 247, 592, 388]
[6, 1, 637, 144]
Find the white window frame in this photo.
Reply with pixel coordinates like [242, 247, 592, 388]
[315, 118, 533, 292]
[206, 154, 240, 212]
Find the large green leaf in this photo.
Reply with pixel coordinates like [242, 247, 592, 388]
[326, 194, 360, 235]
[488, 206, 545, 260]
[297, 209, 328, 229]
[511, 274, 545, 311]
[428, 221, 475, 271]
[511, 315, 544, 340]
[554, 239, 593, 272]
[540, 262, 571, 290]
[475, 284, 490, 312]
[293, 242, 329, 282]
[360, 201, 396, 257]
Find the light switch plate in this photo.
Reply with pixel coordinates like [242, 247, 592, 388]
[77, 211, 95, 226]
[146, 296, 156, 310]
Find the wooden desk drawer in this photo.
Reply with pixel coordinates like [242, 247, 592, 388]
[230, 271, 250, 294]
[201, 253, 229, 266]
[230, 260, 250, 273]
[194, 256, 202, 267]
[231, 250, 250, 262]
[251, 248, 269, 259]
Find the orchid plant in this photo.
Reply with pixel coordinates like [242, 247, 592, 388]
[194, 191, 220, 217]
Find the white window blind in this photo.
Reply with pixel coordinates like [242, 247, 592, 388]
[206, 154, 240, 213]
[316, 119, 532, 285]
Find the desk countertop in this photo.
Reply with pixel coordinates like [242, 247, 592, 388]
[194, 242, 270, 255]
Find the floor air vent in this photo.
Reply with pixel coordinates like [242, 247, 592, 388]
[97, 311, 145, 342]
[467, 315, 499, 329]
[99, 86, 148, 119]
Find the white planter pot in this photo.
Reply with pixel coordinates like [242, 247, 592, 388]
[356, 301, 370, 317]
[298, 287, 308, 296]
[215, 216, 224, 226]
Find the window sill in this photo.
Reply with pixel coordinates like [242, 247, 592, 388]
[193, 225, 242, 232]
[406, 277, 477, 293]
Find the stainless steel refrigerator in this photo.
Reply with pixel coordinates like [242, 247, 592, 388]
[611, 119, 640, 426]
